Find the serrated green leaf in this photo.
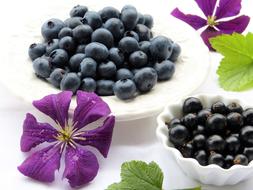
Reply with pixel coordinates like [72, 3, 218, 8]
[210, 32, 253, 91]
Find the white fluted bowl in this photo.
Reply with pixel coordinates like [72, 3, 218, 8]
[156, 94, 253, 186]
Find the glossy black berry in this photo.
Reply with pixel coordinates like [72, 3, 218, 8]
[227, 112, 243, 132]
[28, 43, 46, 60]
[193, 134, 206, 150]
[234, 154, 248, 165]
[224, 155, 234, 169]
[227, 102, 243, 114]
[240, 126, 253, 146]
[243, 147, 253, 162]
[226, 136, 240, 155]
[182, 97, 203, 114]
[169, 118, 181, 127]
[179, 143, 194, 158]
[242, 108, 253, 126]
[207, 135, 226, 153]
[206, 114, 227, 134]
[197, 109, 212, 126]
[169, 124, 189, 146]
[211, 101, 228, 115]
[181, 113, 197, 130]
[192, 125, 206, 136]
[194, 150, 207, 166]
[208, 153, 224, 167]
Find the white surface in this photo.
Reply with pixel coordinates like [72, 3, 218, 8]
[0, 0, 210, 122]
[157, 94, 253, 186]
[1, 0, 253, 190]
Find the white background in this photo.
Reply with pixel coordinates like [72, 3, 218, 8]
[1, 0, 253, 190]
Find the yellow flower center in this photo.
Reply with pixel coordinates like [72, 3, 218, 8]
[56, 125, 76, 144]
[207, 16, 217, 27]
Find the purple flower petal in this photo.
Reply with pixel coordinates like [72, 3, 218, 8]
[216, 15, 250, 34]
[21, 113, 58, 152]
[201, 27, 222, 51]
[63, 146, 99, 188]
[33, 91, 73, 127]
[18, 144, 61, 183]
[171, 8, 207, 30]
[195, 0, 217, 17]
[76, 116, 115, 158]
[73, 91, 111, 129]
[215, 0, 241, 20]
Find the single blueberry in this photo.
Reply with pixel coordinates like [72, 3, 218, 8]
[69, 53, 86, 72]
[70, 5, 88, 17]
[169, 43, 181, 62]
[118, 37, 139, 54]
[80, 57, 97, 78]
[124, 31, 139, 42]
[114, 79, 136, 100]
[60, 72, 81, 93]
[150, 36, 172, 61]
[134, 24, 151, 41]
[98, 61, 117, 79]
[80, 77, 96, 92]
[46, 39, 59, 55]
[59, 36, 76, 53]
[82, 11, 102, 30]
[108, 47, 125, 68]
[91, 28, 114, 48]
[73, 25, 93, 44]
[85, 42, 109, 62]
[121, 7, 138, 30]
[137, 13, 145, 24]
[64, 17, 83, 29]
[49, 49, 69, 68]
[58, 27, 73, 39]
[129, 51, 148, 68]
[144, 14, 154, 28]
[33, 57, 51, 78]
[99, 6, 120, 22]
[104, 18, 125, 41]
[154, 60, 175, 81]
[116, 68, 134, 80]
[49, 68, 66, 88]
[96, 80, 115, 96]
[139, 41, 151, 56]
[28, 43, 46, 60]
[41, 18, 65, 41]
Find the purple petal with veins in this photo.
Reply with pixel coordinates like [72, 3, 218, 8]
[201, 27, 222, 50]
[195, 0, 217, 17]
[18, 144, 61, 183]
[215, 0, 242, 20]
[171, 8, 207, 30]
[217, 15, 250, 34]
[21, 113, 58, 152]
[75, 116, 115, 158]
[63, 146, 99, 188]
[33, 91, 72, 127]
[73, 91, 111, 129]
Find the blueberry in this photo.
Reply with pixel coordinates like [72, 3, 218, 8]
[73, 24, 93, 44]
[59, 36, 76, 53]
[240, 126, 253, 146]
[46, 39, 59, 55]
[243, 147, 253, 162]
[70, 5, 88, 17]
[193, 134, 206, 150]
[134, 67, 157, 93]
[154, 60, 175, 81]
[227, 102, 243, 114]
[129, 51, 148, 68]
[181, 113, 197, 130]
[96, 80, 115, 96]
[64, 17, 83, 29]
[150, 36, 172, 61]
[234, 154, 248, 165]
[134, 24, 151, 41]
[120, 6, 138, 30]
[192, 125, 206, 136]
[137, 13, 145, 24]
[104, 18, 125, 42]
[113, 79, 136, 100]
[60, 72, 81, 93]
[168, 118, 181, 128]
[211, 101, 228, 115]
[207, 114, 227, 134]
[28, 43, 46, 60]
[179, 143, 194, 158]
[108, 48, 125, 68]
[98, 61, 117, 79]
[49, 49, 68, 68]
[41, 18, 65, 41]
[99, 6, 120, 22]
[69, 53, 86, 72]
[49, 68, 66, 88]
[169, 124, 189, 146]
[143, 14, 154, 28]
[227, 112, 243, 132]
[194, 150, 207, 166]
[85, 42, 109, 62]
[243, 108, 253, 125]
[116, 68, 133, 80]
[139, 41, 151, 55]
[33, 57, 51, 78]
[121, 5, 137, 12]
[208, 153, 224, 167]
[58, 27, 73, 39]
[226, 136, 240, 155]
[124, 31, 139, 42]
[91, 28, 114, 48]
[183, 97, 203, 114]
[80, 58, 97, 78]
[118, 37, 139, 54]
[224, 155, 234, 169]
[80, 77, 96, 92]
[75, 44, 86, 54]
[207, 135, 226, 153]
[82, 11, 102, 30]
[197, 109, 212, 126]
[169, 43, 181, 62]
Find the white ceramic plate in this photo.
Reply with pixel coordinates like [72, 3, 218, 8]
[1, 0, 210, 121]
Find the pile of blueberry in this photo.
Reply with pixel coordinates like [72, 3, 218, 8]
[167, 97, 253, 169]
[28, 5, 181, 100]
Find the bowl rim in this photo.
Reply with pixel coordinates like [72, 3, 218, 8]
[156, 93, 253, 173]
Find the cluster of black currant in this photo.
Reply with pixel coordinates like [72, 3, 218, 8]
[167, 97, 253, 169]
[28, 5, 181, 100]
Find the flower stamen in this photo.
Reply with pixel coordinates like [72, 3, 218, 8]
[207, 16, 218, 27]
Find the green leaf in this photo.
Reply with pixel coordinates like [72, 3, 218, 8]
[180, 187, 201, 190]
[106, 161, 163, 190]
[210, 32, 253, 91]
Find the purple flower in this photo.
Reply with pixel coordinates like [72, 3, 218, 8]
[171, 0, 250, 50]
[18, 91, 115, 188]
